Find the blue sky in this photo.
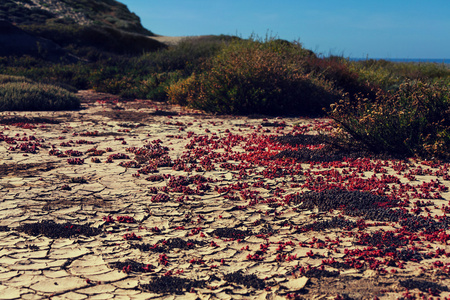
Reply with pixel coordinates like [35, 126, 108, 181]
[120, 0, 449, 59]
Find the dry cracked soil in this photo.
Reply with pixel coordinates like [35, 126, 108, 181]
[1, 90, 450, 300]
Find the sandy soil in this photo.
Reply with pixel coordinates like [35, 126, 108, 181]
[149, 35, 213, 46]
[149, 36, 192, 46]
[0, 91, 449, 299]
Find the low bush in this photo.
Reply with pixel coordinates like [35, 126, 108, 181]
[0, 77, 80, 111]
[0, 74, 33, 84]
[168, 39, 341, 116]
[329, 80, 450, 159]
[305, 56, 375, 101]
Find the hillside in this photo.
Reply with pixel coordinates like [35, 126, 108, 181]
[0, 20, 70, 60]
[0, 0, 165, 59]
[0, 0, 153, 35]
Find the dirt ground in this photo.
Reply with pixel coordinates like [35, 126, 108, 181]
[0, 91, 449, 299]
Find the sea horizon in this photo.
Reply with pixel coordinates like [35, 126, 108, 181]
[349, 57, 450, 64]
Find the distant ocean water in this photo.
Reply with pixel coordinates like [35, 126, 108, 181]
[350, 58, 450, 64]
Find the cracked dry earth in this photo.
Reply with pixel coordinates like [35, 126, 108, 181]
[1, 91, 450, 300]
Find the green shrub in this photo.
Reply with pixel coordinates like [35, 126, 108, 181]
[168, 39, 340, 116]
[0, 79, 80, 111]
[127, 71, 184, 100]
[329, 80, 450, 159]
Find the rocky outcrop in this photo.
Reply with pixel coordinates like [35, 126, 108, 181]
[1, 0, 154, 36]
[0, 0, 163, 59]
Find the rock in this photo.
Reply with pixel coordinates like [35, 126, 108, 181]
[281, 277, 308, 291]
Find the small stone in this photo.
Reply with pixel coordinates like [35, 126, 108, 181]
[363, 269, 378, 278]
[281, 277, 308, 291]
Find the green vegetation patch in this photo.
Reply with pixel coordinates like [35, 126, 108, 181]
[349, 59, 450, 91]
[0, 74, 34, 84]
[0, 74, 80, 111]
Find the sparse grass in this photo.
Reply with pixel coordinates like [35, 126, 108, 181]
[349, 59, 450, 91]
[0, 75, 80, 111]
[136, 35, 235, 74]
